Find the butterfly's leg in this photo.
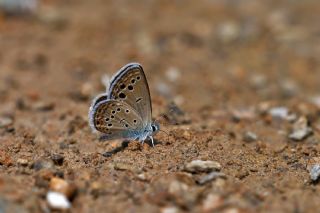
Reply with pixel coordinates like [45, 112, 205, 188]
[149, 136, 155, 147]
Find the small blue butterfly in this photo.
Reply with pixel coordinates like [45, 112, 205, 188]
[88, 63, 160, 147]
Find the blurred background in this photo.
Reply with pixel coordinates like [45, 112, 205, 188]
[0, 0, 319, 114]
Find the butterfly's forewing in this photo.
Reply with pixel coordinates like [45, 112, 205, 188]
[90, 99, 144, 140]
[108, 63, 152, 127]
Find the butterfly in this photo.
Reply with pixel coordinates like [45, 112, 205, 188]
[88, 63, 160, 147]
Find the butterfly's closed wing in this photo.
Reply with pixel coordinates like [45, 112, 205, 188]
[108, 63, 152, 127]
[90, 99, 144, 140]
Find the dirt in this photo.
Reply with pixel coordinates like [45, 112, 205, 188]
[0, 0, 320, 212]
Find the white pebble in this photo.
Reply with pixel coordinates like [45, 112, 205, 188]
[310, 165, 320, 181]
[165, 67, 180, 82]
[46, 191, 71, 210]
[185, 160, 221, 173]
[269, 107, 296, 121]
[269, 107, 289, 119]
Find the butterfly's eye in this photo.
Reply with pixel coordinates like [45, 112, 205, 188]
[128, 85, 133, 91]
[152, 125, 156, 132]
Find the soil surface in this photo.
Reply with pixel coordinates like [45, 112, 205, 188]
[0, 0, 320, 212]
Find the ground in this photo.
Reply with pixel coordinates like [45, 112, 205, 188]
[0, 0, 320, 212]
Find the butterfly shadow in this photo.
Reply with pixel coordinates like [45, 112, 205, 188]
[101, 140, 130, 158]
[101, 138, 162, 157]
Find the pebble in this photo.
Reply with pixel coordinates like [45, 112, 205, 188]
[288, 117, 313, 141]
[168, 180, 197, 209]
[231, 108, 256, 121]
[80, 82, 94, 99]
[32, 160, 54, 171]
[185, 160, 221, 173]
[269, 106, 297, 121]
[33, 101, 55, 111]
[113, 161, 132, 171]
[242, 131, 258, 143]
[217, 21, 241, 43]
[0, 116, 13, 128]
[51, 154, 64, 166]
[50, 177, 76, 199]
[202, 193, 223, 212]
[197, 171, 226, 185]
[17, 158, 29, 167]
[46, 191, 71, 210]
[161, 206, 179, 213]
[310, 165, 320, 181]
[269, 107, 289, 119]
[165, 67, 181, 82]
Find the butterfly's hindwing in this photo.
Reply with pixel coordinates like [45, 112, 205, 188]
[91, 99, 144, 140]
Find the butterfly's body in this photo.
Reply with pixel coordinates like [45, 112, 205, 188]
[89, 63, 159, 146]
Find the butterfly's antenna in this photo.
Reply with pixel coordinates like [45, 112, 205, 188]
[159, 129, 170, 142]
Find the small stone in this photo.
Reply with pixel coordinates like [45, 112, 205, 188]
[46, 191, 71, 210]
[268, 107, 297, 121]
[0, 116, 13, 128]
[136, 173, 151, 181]
[51, 154, 64, 166]
[17, 158, 29, 167]
[197, 172, 226, 185]
[32, 160, 54, 171]
[202, 193, 223, 212]
[50, 177, 76, 199]
[80, 82, 94, 98]
[289, 117, 313, 141]
[217, 21, 241, 43]
[113, 162, 132, 171]
[231, 108, 256, 121]
[165, 67, 181, 82]
[185, 160, 221, 173]
[242, 131, 258, 143]
[161, 206, 179, 213]
[310, 165, 320, 181]
[33, 101, 55, 111]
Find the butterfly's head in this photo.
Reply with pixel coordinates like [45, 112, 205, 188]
[151, 121, 160, 135]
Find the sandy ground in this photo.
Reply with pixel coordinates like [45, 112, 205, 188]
[0, 0, 320, 212]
